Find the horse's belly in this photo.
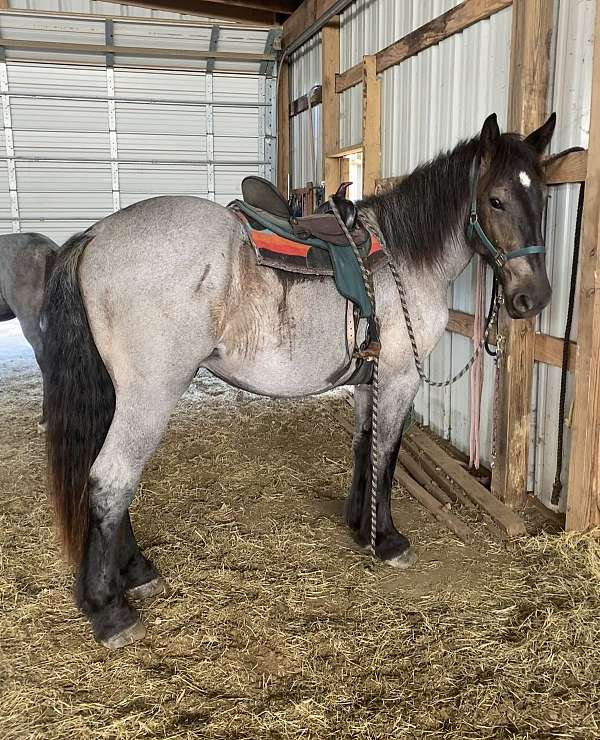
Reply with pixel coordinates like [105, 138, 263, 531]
[204, 339, 351, 398]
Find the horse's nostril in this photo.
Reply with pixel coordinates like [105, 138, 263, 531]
[514, 293, 535, 315]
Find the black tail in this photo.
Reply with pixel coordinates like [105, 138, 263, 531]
[43, 231, 116, 563]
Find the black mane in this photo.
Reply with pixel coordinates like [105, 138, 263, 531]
[360, 133, 543, 270]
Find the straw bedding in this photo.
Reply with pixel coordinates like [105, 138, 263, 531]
[1, 362, 599, 739]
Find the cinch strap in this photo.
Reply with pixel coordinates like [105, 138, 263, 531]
[467, 158, 545, 270]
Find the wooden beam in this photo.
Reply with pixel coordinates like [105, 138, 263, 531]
[361, 55, 380, 196]
[289, 85, 322, 117]
[408, 428, 527, 538]
[491, 0, 553, 508]
[394, 466, 475, 545]
[282, 0, 345, 50]
[277, 59, 290, 197]
[545, 149, 588, 184]
[376, 149, 588, 191]
[446, 308, 577, 372]
[323, 18, 341, 198]
[336, 0, 512, 93]
[100, 0, 279, 24]
[0, 38, 275, 62]
[566, 5, 600, 531]
[326, 142, 363, 158]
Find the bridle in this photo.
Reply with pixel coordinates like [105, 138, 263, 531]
[467, 157, 546, 274]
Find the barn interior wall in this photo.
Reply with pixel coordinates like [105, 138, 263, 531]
[288, 0, 596, 510]
[0, 6, 275, 244]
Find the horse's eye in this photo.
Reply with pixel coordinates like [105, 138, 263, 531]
[490, 197, 503, 210]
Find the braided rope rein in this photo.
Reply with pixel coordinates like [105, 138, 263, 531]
[358, 207, 502, 389]
[327, 198, 379, 557]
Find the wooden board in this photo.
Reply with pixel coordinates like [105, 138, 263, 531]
[376, 148, 588, 191]
[491, 0, 553, 508]
[336, 0, 512, 93]
[326, 142, 363, 158]
[545, 149, 588, 184]
[402, 437, 477, 512]
[276, 59, 290, 197]
[446, 308, 577, 372]
[408, 428, 527, 538]
[394, 466, 474, 545]
[282, 0, 344, 50]
[289, 86, 322, 118]
[322, 19, 341, 198]
[361, 55, 380, 197]
[566, 4, 600, 531]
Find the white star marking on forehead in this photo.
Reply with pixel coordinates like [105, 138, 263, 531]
[519, 171, 531, 188]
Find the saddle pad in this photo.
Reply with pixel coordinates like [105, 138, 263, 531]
[232, 207, 387, 319]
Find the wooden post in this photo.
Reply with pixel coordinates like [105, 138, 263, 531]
[490, 0, 553, 508]
[276, 59, 290, 197]
[566, 4, 600, 531]
[361, 55, 381, 196]
[322, 18, 340, 198]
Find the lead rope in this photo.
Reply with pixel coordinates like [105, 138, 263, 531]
[359, 208, 501, 388]
[328, 198, 379, 557]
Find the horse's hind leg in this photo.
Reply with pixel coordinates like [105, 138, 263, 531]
[119, 513, 167, 600]
[78, 376, 194, 648]
[345, 373, 418, 566]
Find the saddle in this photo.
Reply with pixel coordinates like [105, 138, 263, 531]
[231, 176, 387, 321]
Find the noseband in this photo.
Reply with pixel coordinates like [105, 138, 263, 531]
[467, 158, 546, 273]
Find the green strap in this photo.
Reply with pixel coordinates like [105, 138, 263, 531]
[467, 158, 546, 269]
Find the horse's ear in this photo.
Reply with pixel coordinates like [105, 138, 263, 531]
[525, 113, 556, 154]
[479, 113, 500, 156]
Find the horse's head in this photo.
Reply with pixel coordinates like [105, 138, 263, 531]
[470, 112, 556, 319]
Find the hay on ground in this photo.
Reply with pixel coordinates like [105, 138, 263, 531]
[1, 362, 599, 739]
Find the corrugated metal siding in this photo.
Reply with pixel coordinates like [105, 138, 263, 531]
[289, 34, 322, 189]
[287, 0, 596, 509]
[0, 14, 273, 242]
[532, 0, 596, 509]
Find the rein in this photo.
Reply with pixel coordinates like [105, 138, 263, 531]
[467, 158, 546, 272]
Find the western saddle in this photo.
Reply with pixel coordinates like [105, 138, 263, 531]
[240, 175, 362, 245]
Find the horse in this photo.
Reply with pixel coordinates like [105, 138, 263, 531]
[42, 112, 556, 648]
[0, 232, 59, 427]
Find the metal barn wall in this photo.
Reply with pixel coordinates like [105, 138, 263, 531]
[288, 0, 596, 510]
[289, 34, 322, 189]
[0, 7, 274, 243]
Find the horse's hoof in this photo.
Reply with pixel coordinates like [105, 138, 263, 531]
[100, 620, 146, 650]
[37, 421, 47, 434]
[386, 547, 418, 569]
[127, 577, 168, 600]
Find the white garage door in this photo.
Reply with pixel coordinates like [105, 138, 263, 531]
[0, 8, 275, 243]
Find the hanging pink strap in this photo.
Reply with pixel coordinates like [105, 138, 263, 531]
[469, 258, 486, 469]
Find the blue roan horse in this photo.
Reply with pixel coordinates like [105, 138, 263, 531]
[43, 113, 555, 648]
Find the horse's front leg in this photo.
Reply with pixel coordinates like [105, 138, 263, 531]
[345, 373, 418, 567]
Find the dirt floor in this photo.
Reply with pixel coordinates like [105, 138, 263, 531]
[1, 331, 600, 739]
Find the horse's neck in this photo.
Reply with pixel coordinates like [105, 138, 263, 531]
[437, 229, 475, 288]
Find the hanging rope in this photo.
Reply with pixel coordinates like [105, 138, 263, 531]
[551, 181, 585, 506]
[469, 257, 487, 469]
